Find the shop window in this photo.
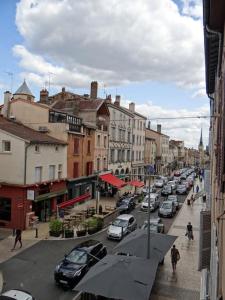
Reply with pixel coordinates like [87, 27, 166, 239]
[74, 138, 79, 154]
[35, 166, 42, 183]
[2, 140, 11, 152]
[49, 165, 55, 180]
[0, 197, 11, 221]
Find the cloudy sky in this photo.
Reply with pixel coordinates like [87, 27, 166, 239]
[0, 0, 209, 148]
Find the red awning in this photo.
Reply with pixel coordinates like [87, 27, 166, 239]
[99, 173, 126, 188]
[58, 192, 90, 209]
[128, 180, 144, 188]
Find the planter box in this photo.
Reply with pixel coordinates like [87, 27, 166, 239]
[76, 230, 87, 237]
[49, 230, 61, 237]
[65, 230, 74, 238]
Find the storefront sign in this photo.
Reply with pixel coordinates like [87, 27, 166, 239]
[27, 190, 35, 200]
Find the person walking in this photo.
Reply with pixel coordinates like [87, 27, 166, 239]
[190, 194, 194, 206]
[196, 185, 199, 193]
[171, 245, 180, 273]
[186, 222, 194, 240]
[11, 228, 22, 251]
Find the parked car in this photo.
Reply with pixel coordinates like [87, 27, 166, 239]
[54, 240, 107, 288]
[167, 195, 179, 210]
[141, 217, 165, 233]
[107, 214, 137, 240]
[161, 185, 172, 196]
[142, 185, 157, 194]
[174, 170, 181, 177]
[0, 290, 35, 300]
[158, 201, 176, 218]
[167, 180, 177, 190]
[154, 180, 164, 188]
[141, 193, 160, 211]
[176, 184, 187, 195]
[180, 174, 187, 180]
[181, 180, 190, 190]
[117, 197, 136, 213]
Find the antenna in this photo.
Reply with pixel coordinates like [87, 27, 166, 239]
[48, 72, 55, 92]
[4, 71, 14, 92]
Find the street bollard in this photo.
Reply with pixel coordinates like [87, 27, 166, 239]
[35, 228, 38, 238]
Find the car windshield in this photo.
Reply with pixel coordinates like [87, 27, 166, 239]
[143, 223, 157, 231]
[168, 196, 176, 200]
[178, 185, 185, 188]
[66, 249, 88, 264]
[162, 203, 171, 209]
[121, 199, 129, 205]
[112, 219, 128, 227]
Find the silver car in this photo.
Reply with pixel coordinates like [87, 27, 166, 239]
[158, 201, 175, 218]
[167, 195, 179, 210]
[107, 214, 137, 240]
[141, 193, 160, 211]
[154, 180, 164, 188]
[141, 218, 165, 233]
[0, 290, 35, 300]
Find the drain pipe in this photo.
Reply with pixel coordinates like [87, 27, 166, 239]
[205, 25, 222, 77]
[24, 143, 32, 185]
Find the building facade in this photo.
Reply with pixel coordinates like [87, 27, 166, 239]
[145, 126, 157, 173]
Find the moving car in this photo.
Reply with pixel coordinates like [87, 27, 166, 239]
[158, 201, 176, 218]
[154, 179, 164, 188]
[141, 217, 165, 233]
[0, 290, 35, 300]
[107, 214, 137, 240]
[142, 185, 157, 194]
[54, 240, 107, 288]
[167, 180, 177, 190]
[117, 197, 136, 213]
[161, 185, 172, 196]
[167, 195, 179, 210]
[176, 184, 187, 195]
[141, 193, 160, 211]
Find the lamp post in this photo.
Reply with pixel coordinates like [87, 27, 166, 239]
[147, 174, 151, 259]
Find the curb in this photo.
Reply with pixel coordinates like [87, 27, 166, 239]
[0, 271, 3, 294]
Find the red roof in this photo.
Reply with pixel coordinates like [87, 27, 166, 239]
[128, 180, 144, 188]
[99, 173, 126, 188]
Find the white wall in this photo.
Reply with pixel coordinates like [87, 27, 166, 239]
[26, 144, 67, 184]
[0, 130, 25, 184]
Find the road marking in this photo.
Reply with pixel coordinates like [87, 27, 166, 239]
[72, 291, 82, 300]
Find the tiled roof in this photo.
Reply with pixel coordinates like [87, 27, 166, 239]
[14, 80, 34, 96]
[79, 99, 103, 110]
[0, 116, 67, 145]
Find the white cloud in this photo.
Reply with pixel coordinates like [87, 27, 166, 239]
[14, 0, 205, 94]
[121, 99, 209, 148]
[181, 0, 203, 19]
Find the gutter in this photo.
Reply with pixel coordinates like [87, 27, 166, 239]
[24, 143, 32, 185]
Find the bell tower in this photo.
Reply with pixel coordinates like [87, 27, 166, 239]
[198, 129, 204, 167]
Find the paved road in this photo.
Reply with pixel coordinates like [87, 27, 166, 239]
[0, 191, 188, 300]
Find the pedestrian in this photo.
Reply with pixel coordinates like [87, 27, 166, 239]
[186, 222, 194, 240]
[171, 244, 180, 273]
[11, 228, 22, 251]
[192, 184, 195, 192]
[190, 194, 194, 206]
[196, 185, 199, 193]
[203, 194, 206, 203]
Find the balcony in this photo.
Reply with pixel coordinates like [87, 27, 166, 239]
[49, 110, 81, 133]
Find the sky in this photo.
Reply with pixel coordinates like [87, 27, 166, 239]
[0, 0, 209, 148]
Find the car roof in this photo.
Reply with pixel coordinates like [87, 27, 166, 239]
[162, 201, 172, 205]
[75, 240, 102, 252]
[117, 214, 134, 220]
[1, 290, 32, 300]
[168, 195, 177, 198]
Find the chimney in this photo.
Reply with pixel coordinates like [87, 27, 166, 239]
[148, 121, 151, 129]
[114, 95, 121, 107]
[90, 81, 98, 99]
[3, 91, 12, 118]
[129, 102, 135, 112]
[40, 89, 49, 104]
[62, 87, 66, 93]
[157, 124, 161, 133]
[105, 94, 112, 104]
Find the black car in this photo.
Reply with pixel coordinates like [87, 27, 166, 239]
[117, 197, 136, 213]
[54, 240, 107, 288]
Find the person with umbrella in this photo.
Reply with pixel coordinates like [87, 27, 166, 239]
[171, 245, 180, 273]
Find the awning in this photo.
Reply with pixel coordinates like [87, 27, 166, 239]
[99, 173, 126, 188]
[128, 180, 144, 188]
[57, 192, 90, 209]
[34, 188, 67, 202]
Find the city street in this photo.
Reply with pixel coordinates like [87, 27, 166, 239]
[0, 191, 188, 300]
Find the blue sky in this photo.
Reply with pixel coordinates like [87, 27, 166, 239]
[0, 0, 209, 147]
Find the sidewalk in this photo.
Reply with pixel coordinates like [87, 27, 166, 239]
[151, 181, 204, 300]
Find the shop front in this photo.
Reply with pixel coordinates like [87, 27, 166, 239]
[67, 174, 97, 201]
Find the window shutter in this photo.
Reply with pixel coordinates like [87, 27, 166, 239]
[74, 138, 79, 154]
[73, 162, 79, 178]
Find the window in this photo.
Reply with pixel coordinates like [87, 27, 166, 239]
[113, 110, 116, 120]
[35, 167, 42, 183]
[136, 151, 138, 161]
[58, 164, 62, 179]
[133, 119, 135, 128]
[127, 150, 130, 162]
[87, 128, 91, 136]
[140, 122, 142, 130]
[2, 140, 11, 152]
[35, 145, 40, 153]
[97, 135, 101, 147]
[0, 197, 11, 221]
[103, 157, 107, 169]
[55, 146, 58, 152]
[104, 136, 107, 148]
[128, 132, 131, 143]
[137, 136, 139, 145]
[118, 149, 122, 162]
[86, 162, 93, 175]
[74, 138, 79, 154]
[49, 165, 55, 180]
[87, 140, 91, 154]
[73, 162, 79, 178]
[110, 149, 115, 163]
[133, 135, 135, 144]
[122, 150, 125, 162]
[111, 127, 116, 140]
[97, 158, 100, 171]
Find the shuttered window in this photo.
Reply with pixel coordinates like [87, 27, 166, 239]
[74, 138, 79, 154]
[73, 162, 79, 178]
